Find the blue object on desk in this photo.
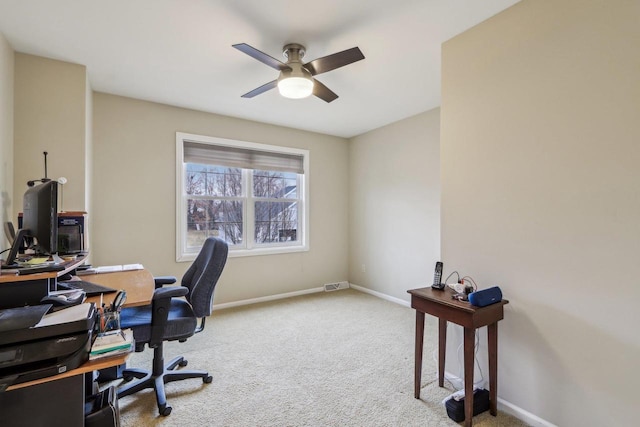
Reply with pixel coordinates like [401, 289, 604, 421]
[468, 286, 503, 307]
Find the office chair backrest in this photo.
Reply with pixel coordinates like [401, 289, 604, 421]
[182, 237, 228, 318]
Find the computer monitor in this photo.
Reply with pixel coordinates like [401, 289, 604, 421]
[3, 181, 61, 267]
[23, 180, 59, 255]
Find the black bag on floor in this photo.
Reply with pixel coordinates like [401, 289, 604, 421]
[445, 388, 490, 422]
[85, 385, 120, 427]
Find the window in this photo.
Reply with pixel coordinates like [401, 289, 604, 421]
[176, 132, 309, 260]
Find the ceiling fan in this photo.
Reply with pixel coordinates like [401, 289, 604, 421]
[233, 43, 365, 103]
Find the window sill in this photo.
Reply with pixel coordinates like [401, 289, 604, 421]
[177, 244, 309, 262]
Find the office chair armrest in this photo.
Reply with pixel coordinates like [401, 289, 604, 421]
[149, 286, 189, 348]
[154, 276, 177, 288]
[152, 285, 188, 300]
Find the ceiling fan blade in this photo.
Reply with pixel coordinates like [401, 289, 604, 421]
[312, 79, 338, 103]
[304, 47, 365, 76]
[241, 80, 278, 98]
[233, 43, 291, 72]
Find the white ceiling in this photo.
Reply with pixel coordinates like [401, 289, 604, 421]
[0, 0, 519, 138]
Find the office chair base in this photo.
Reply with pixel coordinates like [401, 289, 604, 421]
[117, 355, 212, 417]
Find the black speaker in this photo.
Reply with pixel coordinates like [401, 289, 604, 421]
[468, 286, 502, 307]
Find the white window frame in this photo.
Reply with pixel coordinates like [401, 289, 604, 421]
[176, 132, 310, 261]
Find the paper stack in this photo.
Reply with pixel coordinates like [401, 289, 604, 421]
[89, 328, 134, 360]
[78, 264, 144, 275]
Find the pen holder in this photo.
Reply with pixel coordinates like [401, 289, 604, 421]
[99, 310, 120, 334]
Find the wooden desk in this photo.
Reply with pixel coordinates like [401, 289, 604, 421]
[0, 253, 88, 283]
[5, 268, 154, 392]
[1, 269, 154, 426]
[0, 255, 88, 309]
[6, 353, 129, 391]
[84, 269, 154, 308]
[407, 287, 508, 427]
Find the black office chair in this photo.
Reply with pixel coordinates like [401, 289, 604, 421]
[117, 237, 228, 416]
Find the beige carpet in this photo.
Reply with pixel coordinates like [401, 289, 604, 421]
[116, 289, 528, 426]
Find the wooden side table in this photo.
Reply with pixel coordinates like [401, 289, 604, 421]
[408, 286, 508, 427]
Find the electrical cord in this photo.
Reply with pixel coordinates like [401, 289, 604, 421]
[454, 329, 485, 389]
[443, 272, 478, 294]
[461, 275, 478, 291]
[474, 330, 485, 386]
[444, 270, 460, 286]
[432, 327, 485, 392]
[432, 345, 463, 391]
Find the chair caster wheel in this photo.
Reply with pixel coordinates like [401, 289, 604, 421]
[204, 375, 213, 384]
[159, 405, 172, 416]
[122, 375, 133, 382]
[179, 359, 188, 367]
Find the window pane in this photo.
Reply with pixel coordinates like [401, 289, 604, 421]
[185, 164, 242, 197]
[253, 170, 297, 199]
[254, 201, 298, 243]
[187, 199, 243, 246]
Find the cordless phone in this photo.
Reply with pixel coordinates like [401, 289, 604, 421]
[431, 261, 445, 290]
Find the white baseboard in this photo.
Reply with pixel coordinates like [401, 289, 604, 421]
[213, 287, 324, 311]
[441, 371, 555, 426]
[497, 398, 557, 427]
[348, 283, 411, 307]
[212, 282, 407, 311]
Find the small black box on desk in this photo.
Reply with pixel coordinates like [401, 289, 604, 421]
[445, 388, 490, 422]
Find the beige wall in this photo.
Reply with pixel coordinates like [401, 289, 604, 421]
[14, 54, 88, 219]
[0, 32, 13, 250]
[441, 0, 639, 425]
[349, 110, 440, 301]
[92, 93, 349, 304]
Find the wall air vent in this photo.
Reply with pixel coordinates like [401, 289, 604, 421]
[323, 281, 349, 292]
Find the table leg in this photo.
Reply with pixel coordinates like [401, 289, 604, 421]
[488, 322, 498, 416]
[464, 327, 475, 427]
[438, 318, 447, 387]
[414, 310, 425, 399]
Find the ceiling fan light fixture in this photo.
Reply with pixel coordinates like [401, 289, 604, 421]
[277, 76, 314, 99]
[234, 42, 364, 102]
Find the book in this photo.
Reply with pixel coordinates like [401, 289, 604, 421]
[90, 328, 134, 359]
[89, 346, 132, 361]
[95, 265, 123, 273]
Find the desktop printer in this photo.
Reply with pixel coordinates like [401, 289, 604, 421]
[0, 303, 96, 391]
